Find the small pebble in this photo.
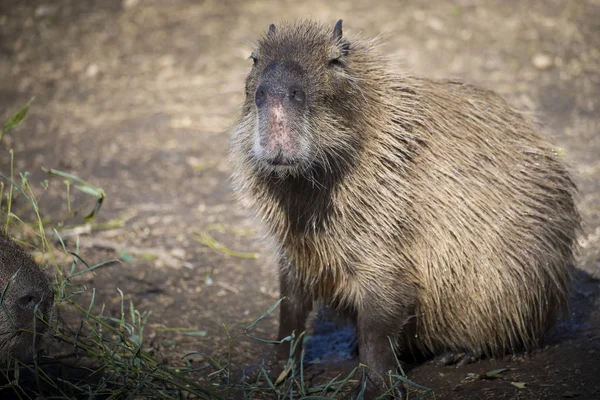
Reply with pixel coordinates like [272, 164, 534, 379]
[533, 53, 553, 70]
[123, 0, 140, 9]
[35, 5, 57, 18]
[170, 248, 186, 260]
[86, 63, 99, 77]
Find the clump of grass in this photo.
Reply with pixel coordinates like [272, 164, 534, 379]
[0, 103, 433, 399]
[185, 299, 434, 399]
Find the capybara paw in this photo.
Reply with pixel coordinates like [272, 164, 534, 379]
[435, 351, 478, 367]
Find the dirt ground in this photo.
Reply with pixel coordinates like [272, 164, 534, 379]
[1, 0, 599, 398]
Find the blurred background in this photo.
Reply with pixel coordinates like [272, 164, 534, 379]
[0, 0, 599, 398]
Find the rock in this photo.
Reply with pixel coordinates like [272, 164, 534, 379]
[123, 0, 140, 9]
[86, 63, 99, 78]
[35, 5, 57, 18]
[533, 53, 553, 70]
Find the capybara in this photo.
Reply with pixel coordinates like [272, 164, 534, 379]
[230, 19, 580, 398]
[0, 231, 54, 363]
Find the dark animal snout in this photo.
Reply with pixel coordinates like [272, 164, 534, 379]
[17, 291, 44, 310]
[255, 82, 306, 107]
[288, 84, 305, 105]
[14, 286, 53, 323]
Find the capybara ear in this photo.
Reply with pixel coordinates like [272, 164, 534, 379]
[332, 19, 343, 41]
[331, 20, 349, 57]
[268, 23, 276, 35]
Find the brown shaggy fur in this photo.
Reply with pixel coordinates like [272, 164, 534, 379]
[230, 19, 580, 395]
[0, 231, 54, 362]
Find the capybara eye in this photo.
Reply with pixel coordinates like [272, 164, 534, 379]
[329, 57, 344, 68]
[249, 49, 259, 66]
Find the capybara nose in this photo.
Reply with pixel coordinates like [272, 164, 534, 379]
[288, 84, 305, 106]
[17, 291, 43, 310]
[255, 81, 306, 108]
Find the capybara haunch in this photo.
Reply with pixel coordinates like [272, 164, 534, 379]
[230, 19, 580, 398]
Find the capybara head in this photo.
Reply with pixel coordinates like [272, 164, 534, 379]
[236, 20, 369, 177]
[0, 232, 54, 362]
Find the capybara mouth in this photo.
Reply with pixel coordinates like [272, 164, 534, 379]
[263, 155, 298, 167]
[266, 159, 296, 167]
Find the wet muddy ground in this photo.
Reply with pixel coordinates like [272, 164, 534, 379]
[1, 0, 599, 398]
